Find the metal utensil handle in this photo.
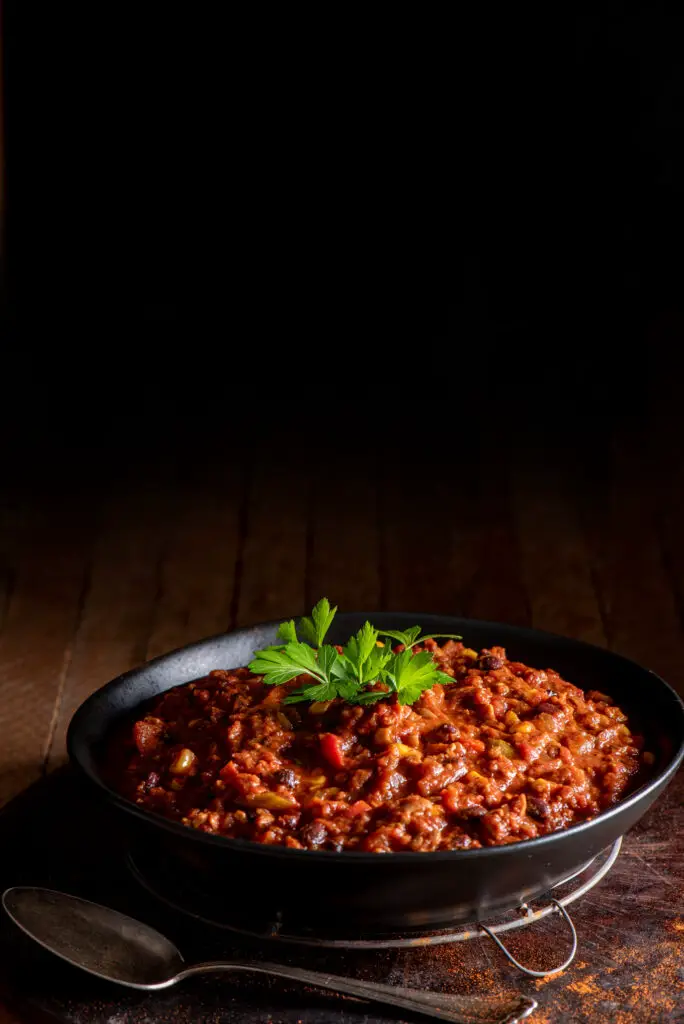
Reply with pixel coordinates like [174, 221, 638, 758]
[481, 898, 578, 978]
[173, 960, 538, 1024]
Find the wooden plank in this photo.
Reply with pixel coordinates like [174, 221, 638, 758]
[380, 460, 476, 615]
[380, 433, 528, 625]
[647, 465, 684, 634]
[234, 445, 308, 626]
[464, 434, 530, 627]
[644, 316, 684, 657]
[576, 420, 684, 692]
[145, 454, 245, 659]
[511, 440, 606, 645]
[45, 464, 172, 770]
[0, 568, 10, 636]
[0, 492, 12, 637]
[0, 485, 96, 805]
[308, 454, 380, 612]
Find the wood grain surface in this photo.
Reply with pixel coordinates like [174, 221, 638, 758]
[0, 402, 683, 1021]
[1, 419, 681, 805]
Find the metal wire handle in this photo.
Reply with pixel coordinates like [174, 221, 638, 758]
[480, 898, 578, 978]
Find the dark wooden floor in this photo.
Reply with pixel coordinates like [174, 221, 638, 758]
[1, 365, 684, 814]
[0, 328, 684, 1024]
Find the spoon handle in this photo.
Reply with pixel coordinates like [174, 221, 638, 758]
[173, 960, 537, 1024]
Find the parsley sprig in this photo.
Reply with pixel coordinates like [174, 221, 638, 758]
[248, 598, 462, 707]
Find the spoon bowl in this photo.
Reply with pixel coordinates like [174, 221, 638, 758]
[3, 887, 183, 988]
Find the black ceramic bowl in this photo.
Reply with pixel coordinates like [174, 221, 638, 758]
[67, 614, 684, 936]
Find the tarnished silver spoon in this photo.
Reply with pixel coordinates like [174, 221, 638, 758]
[2, 887, 536, 1024]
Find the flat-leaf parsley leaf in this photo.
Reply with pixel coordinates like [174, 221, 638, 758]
[248, 599, 461, 708]
[377, 628, 463, 650]
[299, 598, 337, 648]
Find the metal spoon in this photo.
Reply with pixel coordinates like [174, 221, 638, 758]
[2, 887, 537, 1024]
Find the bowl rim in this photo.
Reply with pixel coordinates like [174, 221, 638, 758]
[67, 611, 684, 864]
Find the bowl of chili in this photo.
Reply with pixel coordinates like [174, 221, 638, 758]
[67, 610, 684, 936]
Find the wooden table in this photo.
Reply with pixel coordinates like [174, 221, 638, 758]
[1, 373, 683, 1022]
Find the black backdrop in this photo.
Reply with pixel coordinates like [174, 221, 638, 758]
[1, 11, 683, 456]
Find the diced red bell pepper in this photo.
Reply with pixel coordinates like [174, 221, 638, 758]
[347, 800, 371, 817]
[320, 732, 346, 770]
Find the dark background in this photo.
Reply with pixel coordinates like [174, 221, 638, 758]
[0, 10, 683, 460]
